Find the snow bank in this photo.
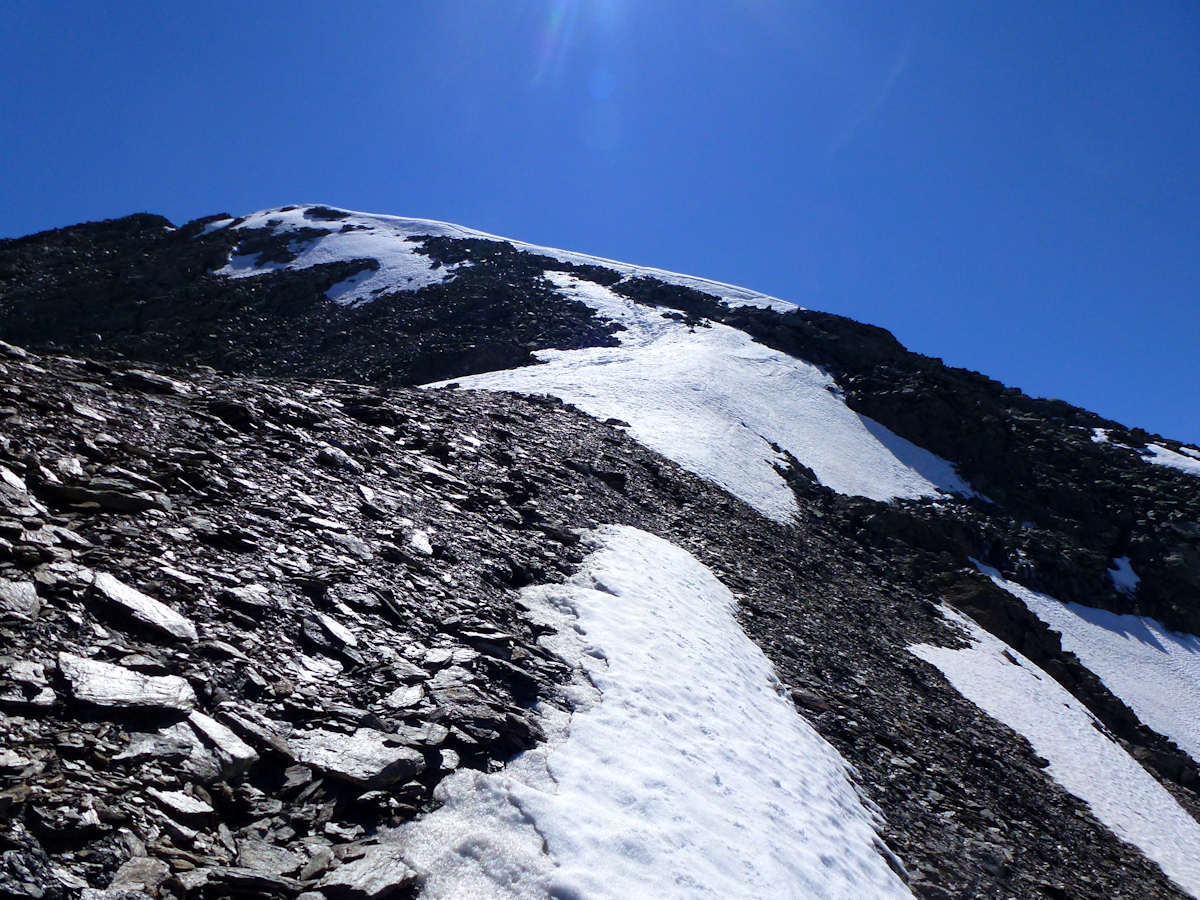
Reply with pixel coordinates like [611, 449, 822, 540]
[211, 205, 793, 310]
[1143, 443, 1200, 478]
[911, 608, 1200, 897]
[430, 273, 974, 522]
[398, 525, 912, 899]
[977, 564, 1200, 765]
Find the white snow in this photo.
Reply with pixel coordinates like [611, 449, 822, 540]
[213, 208, 461, 305]
[976, 564, 1200, 766]
[429, 272, 974, 522]
[1143, 443, 1200, 477]
[210, 205, 793, 310]
[1179, 445, 1200, 460]
[397, 525, 912, 899]
[199, 217, 233, 236]
[911, 607, 1200, 897]
[1091, 427, 1110, 444]
[1107, 555, 1141, 594]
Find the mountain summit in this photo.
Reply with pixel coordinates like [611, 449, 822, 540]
[0, 205, 1198, 899]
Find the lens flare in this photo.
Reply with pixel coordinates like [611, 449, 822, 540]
[532, 0, 582, 85]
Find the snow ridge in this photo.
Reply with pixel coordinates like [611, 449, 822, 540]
[397, 525, 913, 899]
[912, 608, 1200, 897]
[210, 205, 794, 310]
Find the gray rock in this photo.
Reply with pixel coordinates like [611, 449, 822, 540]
[317, 612, 359, 648]
[236, 838, 304, 876]
[146, 787, 213, 819]
[187, 709, 258, 777]
[90, 571, 197, 642]
[288, 727, 425, 788]
[108, 856, 170, 892]
[0, 579, 39, 620]
[320, 845, 417, 899]
[57, 653, 195, 711]
[113, 721, 220, 782]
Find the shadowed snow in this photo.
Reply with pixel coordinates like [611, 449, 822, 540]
[977, 563, 1200, 765]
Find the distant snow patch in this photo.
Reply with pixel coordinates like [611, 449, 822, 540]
[199, 217, 233, 236]
[912, 607, 1200, 897]
[429, 272, 974, 522]
[1107, 556, 1141, 594]
[397, 526, 912, 899]
[1091, 428, 1110, 444]
[1143, 443, 1200, 478]
[977, 563, 1200, 766]
[213, 207, 462, 306]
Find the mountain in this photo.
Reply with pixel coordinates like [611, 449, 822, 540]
[0, 205, 1197, 899]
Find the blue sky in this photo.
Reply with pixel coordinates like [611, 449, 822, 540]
[2, 1, 1197, 442]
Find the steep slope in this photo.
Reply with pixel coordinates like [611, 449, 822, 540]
[1, 207, 1199, 898]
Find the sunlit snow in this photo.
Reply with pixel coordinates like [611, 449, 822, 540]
[1142, 443, 1200, 478]
[912, 607, 1200, 897]
[397, 526, 912, 899]
[977, 564, 1200, 765]
[211, 205, 793, 310]
[430, 272, 975, 521]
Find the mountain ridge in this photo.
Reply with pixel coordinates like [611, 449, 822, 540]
[0, 205, 1198, 899]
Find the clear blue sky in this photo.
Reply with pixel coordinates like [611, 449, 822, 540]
[2, 1, 1197, 443]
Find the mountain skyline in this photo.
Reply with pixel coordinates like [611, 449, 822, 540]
[2, 1, 1197, 443]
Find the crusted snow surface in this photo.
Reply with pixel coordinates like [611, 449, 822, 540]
[1143, 443, 1200, 477]
[430, 272, 974, 522]
[211, 205, 793, 310]
[977, 563, 1200, 765]
[396, 525, 912, 899]
[911, 607, 1200, 897]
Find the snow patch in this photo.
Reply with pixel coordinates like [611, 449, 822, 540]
[1143, 443, 1200, 478]
[213, 208, 462, 306]
[199, 217, 233, 236]
[211, 205, 794, 310]
[398, 525, 912, 899]
[429, 272, 974, 522]
[977, 564, 1200, 766]
[1107, 556, 1141, 594]
[911, 607, 1200, 897]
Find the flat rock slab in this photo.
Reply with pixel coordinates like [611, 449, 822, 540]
[58, 653, 195, 711]
[91, 571, 197, 642]
[187, 709, 258, 777]
[287, 727, 425, 788]
[0, 579, 39, 620]
[320, 845, 417, 899]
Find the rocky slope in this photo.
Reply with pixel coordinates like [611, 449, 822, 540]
[0, 207, 1198, 899]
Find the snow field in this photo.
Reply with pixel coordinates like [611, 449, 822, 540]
[211, 205, 793, 310]
[432, 273, 975, 522]
[397, 525, 913, 899]
[977, 563, 1200, 765]
[911, 608, 1200, 897]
